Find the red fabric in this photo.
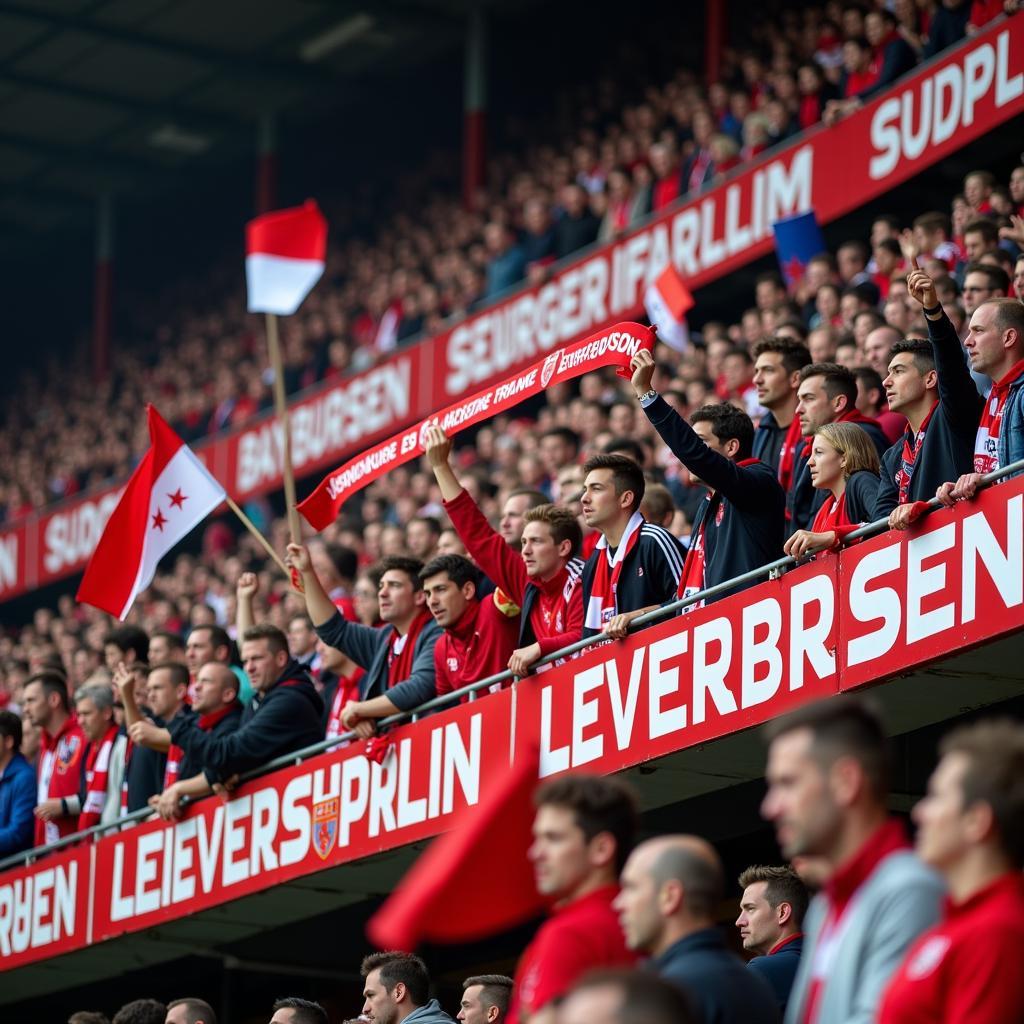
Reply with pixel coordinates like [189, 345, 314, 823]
[878, 873, 1024, 1024]
[799, 94, 822, 130]
[434, 596, 519, 698]
[163, 743, 184, 789]
[36, 715, 85, 846]
[968, 0, 1004, 29]
[838, 408, 883, 433]
[652, 175, 680, 211]
[245, 200, 327, 261]
[678, 515, 707, 600]
[78, 723, 119, 830]
[878, 408, 909, 446]
[508, 885, 636, 1024]
[802, 819, 911, 1024]
[845, 67, 879, 98]
[581, 532, 600, 559]
[686, 150, 714, 193]
[326, 671, 364, 740]
[387, 608, 433, 685]
[444, 490, 584, 656]
[897, 402, 937, 503]
[198, 702, 239, 732]
[768, 931, 804, 956]
[367, 746, 544, 951]
[585, 512, 643, 629]
[778, 416, 804, 494]
[974, 360, 1024, 474]
[811, 491, 852, 535]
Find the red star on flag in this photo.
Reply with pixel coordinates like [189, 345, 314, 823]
[783, 255, 805, 287]
[151, 509, 167, 532]
[167, 488, 187, 509]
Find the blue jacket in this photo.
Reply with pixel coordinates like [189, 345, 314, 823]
[997, 368, 1024, 475]
[654, 926, 780, 1024]
[748, 935, 803, 1014]
[0, 753, 37, 857]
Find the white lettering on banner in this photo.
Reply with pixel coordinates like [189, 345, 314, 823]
[0, 862, 77, 956]
[869, 29, 1023, 180]
[538, 580, 835, 775]
[444, 148, 812, 394]
[236, 360, 411, 494]
[106, 718, 482, 920]
[0, 532, 16, 592]
[43, 491, 121, 575]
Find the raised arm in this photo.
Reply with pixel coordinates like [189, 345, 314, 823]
[286, 542, 339, 627]
[236, 571, 258, 637]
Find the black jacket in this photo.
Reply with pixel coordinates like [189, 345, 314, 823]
[843, 470, 880, 525]
[643, 395, 786, 601]
[873, 309, 982, 520]
[654, 927, 780, 1024]
[580, 519, 684, 639]
[748, 935, 803, 1014]
[177, 703, 243, 782]
[169, 659, 323, 785]
[124, 714, 167, 812]
[788, 414, 890, 530]
[752, 410, 799, 477]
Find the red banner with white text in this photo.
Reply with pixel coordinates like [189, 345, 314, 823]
[0, 17, 1020, 602]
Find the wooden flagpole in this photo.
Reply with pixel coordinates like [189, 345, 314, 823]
[224, 496, 289, 578]
[265, 312, 303, 545]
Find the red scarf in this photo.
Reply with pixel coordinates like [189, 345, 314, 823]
[778, 417, 804, 495]
[811, 492, 850, 533]
[896, 402, 937, 503]
[198, 702, 239, 732]
[687, 149, 713, 192]
[974, 360, 1024, 474]
[678, 504, 710, 603]
[326, 671, 365, 740]
[585, 512, 644, 630]
[388, 608, 433, 685]
[163, 743, 184, 789]
[79, 724, 119, 830]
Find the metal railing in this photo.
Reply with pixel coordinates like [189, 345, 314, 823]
[2, 458, 1021, 874]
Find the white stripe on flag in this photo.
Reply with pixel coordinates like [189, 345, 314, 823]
[246, 252, 325, 316]
[119, 447, 226, 618]
[644, 283, 689, 353]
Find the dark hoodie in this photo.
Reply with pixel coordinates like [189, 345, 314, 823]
[169, 658, 323, 786]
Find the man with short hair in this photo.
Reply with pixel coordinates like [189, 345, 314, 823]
[538, 427, 580, 483]
[427, 425, 584, 677]
[961, 262, 1009, 318]
[557, 969, 699, 1024]
[112, 1000, 166, 1024]
[22, 671, 85, 844]
[71, 684, 128, 831]
[500, 489, 550, 548]
[103, 625, 149, 673]
[289, 546, 440, 733]
[458, 975, 513, 1024]
[788, 362, 890, 528]
[876, 267, 984, 527]
[119, 661, 188, 789]
[165, 997, 217, 1024]
[508, 776, 638, 1024]
[937, 297, 1024, 504]
[269, 998, 328, 1024]
[148, 631, 186, 667]
[407, 516, 443, 562]
[961, 218, 999, 265]
[420, 554, 518, 698]
[186, 623, 252, 705]
[761, 697, 944, 1024]
[878, 719, 1024, 1022]
[287, 613, 319, 671]
[160, 626, 322, 816]
[578, 452, 683, 639]
[614, 836, 778, 1024]
[751, 338, 812, 487]
[736, 865, 808, 1013]
[0, 709, 35, 856]
[361, 951, 454, 1024]
[632, 349, 785, 608]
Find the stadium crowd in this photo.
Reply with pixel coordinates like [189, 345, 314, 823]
[0, 0, 1016, 522]
[35, 703, 1024, 1024]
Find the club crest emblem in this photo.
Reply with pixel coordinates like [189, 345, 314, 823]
[311, 797, 339, 860]
[541, 350, 563, 388]
[56, 734, 82, 775]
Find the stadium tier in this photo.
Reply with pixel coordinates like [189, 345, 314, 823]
[1, 5, 1024, 1024]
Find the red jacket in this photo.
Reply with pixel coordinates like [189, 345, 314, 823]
[434, 596, 519, 698]
[35, 715, 86, 846]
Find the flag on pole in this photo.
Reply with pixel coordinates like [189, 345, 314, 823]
[771, 210, 826, 289]
[246, 200, 327, 316]
[644, 263, 694, 353]
[367, 747, 545, 951]
[77, 406, 227, 619]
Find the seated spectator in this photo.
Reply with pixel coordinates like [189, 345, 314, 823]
[459, 975, 513, 1024]
[508, 776, 638, 1024]
[165, 998, 217, 1024]
[558, 969, 700, 1024]
[0, 709, 35, 856]
[426, 425, 584, 677]
[735, 865, 808, 1014]
[23, 671, 85, 845]
[160, 626, 322, 814]
[360, 952, 454, 1024]
[289, 546, 440, 735]
[878, 718, 1024, 1022]
[615, 836, 779, 1024]
[419, 554, 518, 698]
[783, 422, 880, 558]
[269, 998, 328, 1024]
[632, 350, 785, 608]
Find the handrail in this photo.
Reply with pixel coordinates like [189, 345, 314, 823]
[2, 457, 1021, 874]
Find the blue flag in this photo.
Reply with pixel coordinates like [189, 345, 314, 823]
[772, 211, 826, 289]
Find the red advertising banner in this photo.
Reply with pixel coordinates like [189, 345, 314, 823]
[0, 16, 1021, 604]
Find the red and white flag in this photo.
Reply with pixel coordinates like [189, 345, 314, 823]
[644, 262, 694, 353]
[246, 200, 327, 316]
[77, 406, 227, 619]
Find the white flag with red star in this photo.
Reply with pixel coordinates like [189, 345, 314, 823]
[77, 406, 226, 619]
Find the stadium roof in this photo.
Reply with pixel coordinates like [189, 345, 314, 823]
[0, 0, 525, 241]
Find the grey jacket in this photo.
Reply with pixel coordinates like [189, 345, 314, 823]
[404, 999, 455, 1024]
[997, 369, 1024, 474]
[784, 850, 944, 1024]
[315, 610, 440, 711]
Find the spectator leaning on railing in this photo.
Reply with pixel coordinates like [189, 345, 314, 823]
[72, 683, 128, 833]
